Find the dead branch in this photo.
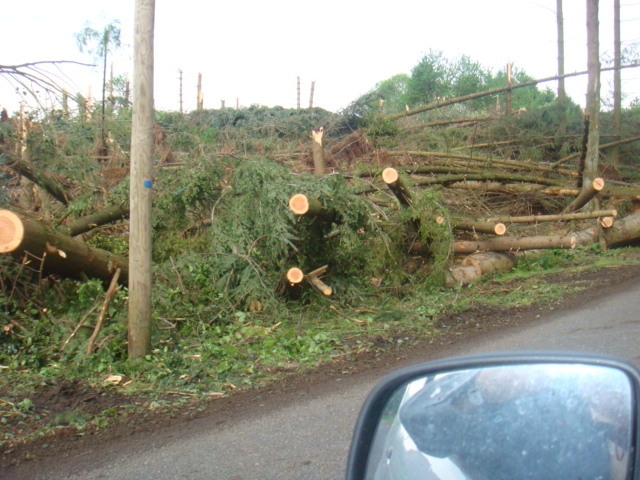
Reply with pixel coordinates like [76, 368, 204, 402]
[86, 269, 121, 357]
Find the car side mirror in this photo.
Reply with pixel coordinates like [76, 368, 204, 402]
[346, 352, 640, 480]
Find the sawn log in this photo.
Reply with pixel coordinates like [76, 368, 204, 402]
[0, 209, 128, 284]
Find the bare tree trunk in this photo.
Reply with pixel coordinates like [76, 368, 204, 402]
[179, 69, 183, 114]
[612, 0, 622, 170]
[309, 80, 315, 109]
[129, 0, 155, 358]
[584, 0, 601, 206]
[557, 0, 567, 137]
[311, 127, 325, 176]
[197, 72, 203, 111]
[505, 62, 512, 115]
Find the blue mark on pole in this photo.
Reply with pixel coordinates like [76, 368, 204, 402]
[144, 180, 153, 188]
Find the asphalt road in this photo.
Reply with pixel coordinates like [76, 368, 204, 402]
[8, 274, 640, 480]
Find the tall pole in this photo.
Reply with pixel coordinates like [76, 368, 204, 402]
[612, 0, 621, 170]
[128, 0, 155, 358]
[584, 0, 601, 203]
[557, 0, 567, 137]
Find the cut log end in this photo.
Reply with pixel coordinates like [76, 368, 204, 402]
[289, 194, 309, 215]
[600, 217, 615, 229]
[0, 210, 24, 253]
[592, 177, 605, 191]
[286, 267, 304, 284]
[494, 223, 507, 236]
[382, 167, 399, 185]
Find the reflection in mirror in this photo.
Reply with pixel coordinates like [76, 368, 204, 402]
[366, 363, 633, 480]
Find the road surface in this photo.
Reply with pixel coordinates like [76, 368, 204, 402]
[7, 274, 640, 480]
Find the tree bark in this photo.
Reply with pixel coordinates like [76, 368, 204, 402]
[128, 0, 155, 358]
[453, 234, 576, 254]
[58, 203, 129, 237]
[0, 209, 128, 283]
[462, 251, 516, 275]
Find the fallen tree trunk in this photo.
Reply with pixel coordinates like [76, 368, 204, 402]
[288, 194, 339, 222]
[0, 209, 128, 284]
[57, 203, 130, 236]
[453, 220, 506, 236]
[4, 154, 72, 205]
[574, 211, 640, 248]
[454, 233, 576, 254]
[486, 209, 617, 224]
[562, 177, 605, 213]
[382, 167, 413, 206]
[445, 252, 516, 287]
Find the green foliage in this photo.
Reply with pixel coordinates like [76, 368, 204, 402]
[75, 21, 122, 62]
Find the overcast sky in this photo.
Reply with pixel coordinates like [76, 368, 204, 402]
[2, 1, 640, 114]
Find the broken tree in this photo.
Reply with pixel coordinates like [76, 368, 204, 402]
[0, 209, 128, 284]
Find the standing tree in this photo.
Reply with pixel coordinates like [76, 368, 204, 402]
[584, 0, 601, 198]
[128, 0, 155, 358]
[75, 20, 122, 154]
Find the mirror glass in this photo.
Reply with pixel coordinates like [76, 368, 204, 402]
[366, 363, 634, 480]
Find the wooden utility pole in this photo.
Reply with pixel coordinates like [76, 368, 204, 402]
[557, 0, 567, 137]
[128, 0, 155, 358]
[297, 76, 301, 109]
[612, 0, 622, 170]
[584, 0, 601, 201]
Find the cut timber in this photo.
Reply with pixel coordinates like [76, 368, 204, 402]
[382, 168, 413, 206]
[462, 252, 516, 275]
[286, 267, 304, 285]
[306, 275, 332, 296]
[574, 211, 640, 248]
[0, 209, 128, 284]
[600, 217, 615, 228]
[454, 234, 576, 254]
[288, 194, 338, 222]
[57, 203, 129, 236]
[446, 252, 517, 287]
[453, 220, 506, 236]
[445, 266, 479, 287]
[305, 265, 332, 296]
[311, 127, 325, 176]
[562, 177, 605, 214]
[486, 209, 617, 224]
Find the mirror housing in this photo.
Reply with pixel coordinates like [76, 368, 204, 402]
[346, 352, 640, 480]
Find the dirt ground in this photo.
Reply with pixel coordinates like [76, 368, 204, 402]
[2, 262, 640, 472]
